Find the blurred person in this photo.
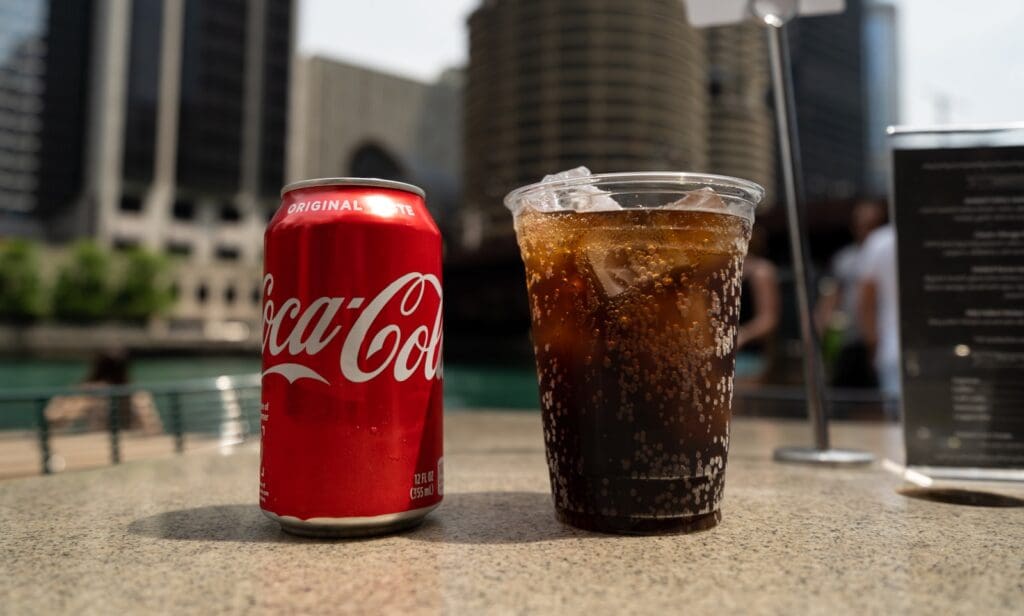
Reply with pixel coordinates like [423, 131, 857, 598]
[736, 227, 781, 380]
[816, 200, 887, 387]
[857, 224, 900, 399]
[44, 350, 163, 435]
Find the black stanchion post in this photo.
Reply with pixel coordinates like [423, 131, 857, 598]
[170, 392, 185, 454]
[109, 394, 121, 465]
[36, 398, 52, 475]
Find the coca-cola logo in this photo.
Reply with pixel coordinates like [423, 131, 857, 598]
[261, 272, 442, 384]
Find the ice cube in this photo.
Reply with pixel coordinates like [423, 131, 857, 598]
[541, 166, 593, 183]
[584, 246, 638, 298]
[529, 167, 622, 213]
[582, 240, 682, 299]
[664, 187, 727, 212]
[571, 189, 622, 212]
[677, 285, 714, 348]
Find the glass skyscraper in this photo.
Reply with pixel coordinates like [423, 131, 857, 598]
[0, 1, 92, 235]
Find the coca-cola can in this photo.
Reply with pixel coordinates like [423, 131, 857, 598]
[260, 177, 443, 537]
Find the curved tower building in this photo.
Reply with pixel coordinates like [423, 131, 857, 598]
[464, 0, 707, 247]
[705, 21, 775, 207]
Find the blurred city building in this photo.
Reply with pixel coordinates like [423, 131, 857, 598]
[0, 1, 93, 238]
[0, 0, 294, 335]
[287, 57, 462, 243]
[462, 0, 709, 254]
[706, 21, 776, 208]
[787, 0, 871, 203]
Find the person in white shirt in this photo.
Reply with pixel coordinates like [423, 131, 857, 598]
[816, 200, 887, 387]
[857, 225, 900, 397]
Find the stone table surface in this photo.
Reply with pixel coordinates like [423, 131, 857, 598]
[2, 412, 1023, 615]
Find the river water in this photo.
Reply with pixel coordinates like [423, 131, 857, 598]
[0, 356, 540, 429]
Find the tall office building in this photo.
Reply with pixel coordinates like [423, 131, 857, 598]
[787, 0, 866, 202]
[1, 0, 294, 331]
[0, 1, 93, 237]
[91, 0, 291, 248]
[463, 0, 708, 250]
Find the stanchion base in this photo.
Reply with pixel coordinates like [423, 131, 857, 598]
[773, 446, 874, 465]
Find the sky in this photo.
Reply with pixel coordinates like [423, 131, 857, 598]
[299, 0, 1024, 127]
[899, 0, 1024, 125]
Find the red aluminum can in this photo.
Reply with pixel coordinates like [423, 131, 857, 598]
[260, 178, 443, 537]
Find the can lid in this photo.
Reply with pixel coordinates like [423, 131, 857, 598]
[281, 177, 426, 199]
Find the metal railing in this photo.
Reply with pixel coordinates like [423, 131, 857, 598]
[0, 373, 899, 478]
[0, 374, 261, 476]
[734, 384, 900, 421]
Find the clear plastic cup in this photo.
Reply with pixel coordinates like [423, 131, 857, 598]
[506, 171, 763, 534]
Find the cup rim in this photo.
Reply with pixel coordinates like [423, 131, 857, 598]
[503, 171, 766, 213]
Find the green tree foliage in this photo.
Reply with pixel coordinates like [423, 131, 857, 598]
[52, 241, 113, 323]
[0, 239, 46, 322]
[114, 248, 173, 321]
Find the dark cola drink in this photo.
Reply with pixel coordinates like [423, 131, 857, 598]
[507, 171, 760, 534]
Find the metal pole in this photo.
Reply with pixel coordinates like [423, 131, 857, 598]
[754, 6, 873, 465]
[765, 22, 829, 450]
[170, 392, 185, 454]
[109, 394, 121, 465]
[36, 398, 52, 475]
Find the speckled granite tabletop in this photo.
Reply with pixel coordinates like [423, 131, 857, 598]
[1, 412, 1022, 615]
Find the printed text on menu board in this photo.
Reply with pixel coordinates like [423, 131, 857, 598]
[893, 145, 1024, 469]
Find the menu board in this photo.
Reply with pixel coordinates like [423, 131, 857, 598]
[891, 130, 1024, 476]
